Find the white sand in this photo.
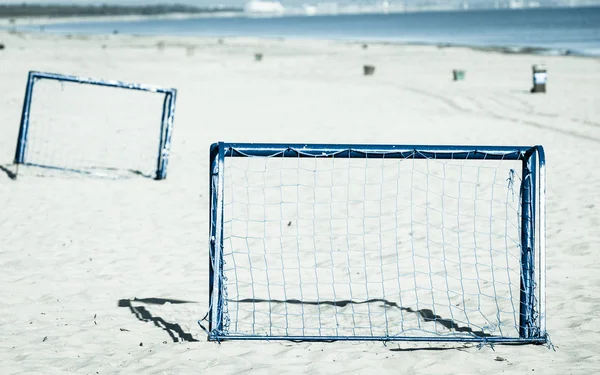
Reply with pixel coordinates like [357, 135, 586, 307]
[1, 29, 600, 374]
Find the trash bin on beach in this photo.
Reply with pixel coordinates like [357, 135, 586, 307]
[363, 65, 375, 76]
[255, 53, 263, 62]
[531, 64, 547, 93]
[453, 69, 465, 81]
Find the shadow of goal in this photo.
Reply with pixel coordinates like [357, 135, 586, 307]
[204, 142, 547, 344]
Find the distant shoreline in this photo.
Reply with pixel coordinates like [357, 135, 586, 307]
[2, 29, 595, 59]
[0, 12, 241, 28]
[397, 41, 598, 58]
[3, 3, 600, 25]
[0, 4, 243, 19]
[0, 4, 243, 27]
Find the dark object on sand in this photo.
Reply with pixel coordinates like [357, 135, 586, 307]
[453, 69, 465, 81]
[0, 43, 5, 50]
[363, 65, 375, 76]
[112, 29, 119, 35]
[362, 44, 368, 49]
[531, 64, 547, 93]
[255, 53, 263, 61]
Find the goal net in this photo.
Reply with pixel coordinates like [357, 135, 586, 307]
[14, 71, 176, 179]
[206, 143, 547, 343]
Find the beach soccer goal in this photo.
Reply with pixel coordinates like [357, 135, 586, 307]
[13, 71, 177, 179]
[205, 142, 547, 344]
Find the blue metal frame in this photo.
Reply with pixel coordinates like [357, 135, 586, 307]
[208, 143, 226, 336]
[220, 143, 530, 160]
[14, 71, 177, 180]
[206, 142, 547, 344]
[207, 335, 547, 343]
[520, 151, 536, 339]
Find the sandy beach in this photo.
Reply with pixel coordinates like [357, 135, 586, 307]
[1, 27, 600, 374]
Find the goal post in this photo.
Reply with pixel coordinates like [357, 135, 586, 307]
[206, 142, 547, 343]
[14, 71, 177, 180]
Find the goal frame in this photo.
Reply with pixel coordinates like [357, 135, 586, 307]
[13, 71, 177, 180]
[206, 142, 547, 344]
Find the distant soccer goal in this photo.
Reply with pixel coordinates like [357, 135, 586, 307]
[14, 71, 177, 179]
[205, 142, 547, 344]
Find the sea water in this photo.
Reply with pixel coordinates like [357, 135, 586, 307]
[19, 6, 600, 56]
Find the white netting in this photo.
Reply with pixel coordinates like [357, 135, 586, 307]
[21, 77, 167, 178]
[218, 151, 526, 339]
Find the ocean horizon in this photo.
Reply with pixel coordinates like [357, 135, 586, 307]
[14, 6, 600, 57]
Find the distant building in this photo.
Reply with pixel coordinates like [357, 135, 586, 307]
[244, 1, 285, 15]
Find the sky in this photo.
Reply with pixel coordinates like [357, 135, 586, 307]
[2, 0, 208, 4]
[3, 0, 238, 5]
[3, 0, 599, 8]
[3, 0, 323, 7]
[0, 0, 232, 5]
